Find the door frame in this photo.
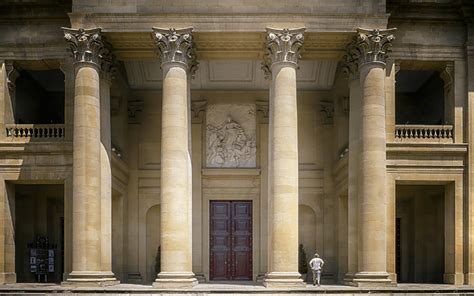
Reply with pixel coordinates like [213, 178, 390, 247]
[201, 171, 261, 282]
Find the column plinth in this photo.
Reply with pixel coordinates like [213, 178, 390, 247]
[62, 27, 118, 286]
[262, 28, 305, 289]
[152, 28, 197, 289]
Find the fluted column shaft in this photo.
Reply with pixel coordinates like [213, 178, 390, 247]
[152, 27, 198, 289]
[263, 27, 305, 288]
[63, 27, 117, 286]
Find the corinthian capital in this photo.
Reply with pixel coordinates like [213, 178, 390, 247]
[353, 28, 396, 66]
[100, 41, 118, 82]
[262, 28, 305, 76]
[62, 27, 107, 68]
[152, 27, 198, 75]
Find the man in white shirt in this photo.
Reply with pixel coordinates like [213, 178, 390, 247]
[309, 253, 324, 286]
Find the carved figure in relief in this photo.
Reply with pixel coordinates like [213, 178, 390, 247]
[207, 117, 256, 167]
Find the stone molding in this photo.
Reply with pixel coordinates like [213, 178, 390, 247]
[151, 27, 198, 75]
[62, 27, 108, 69]
[262, 27, 305, 77]
[354, 28, 396, 66]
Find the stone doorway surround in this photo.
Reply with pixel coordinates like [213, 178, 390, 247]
[202, 169, 261, 282]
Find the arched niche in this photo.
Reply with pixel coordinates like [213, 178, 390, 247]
[145, 204, 161, 283]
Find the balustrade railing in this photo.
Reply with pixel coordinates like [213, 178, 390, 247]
[394, 124, 453, 143]
[5, 124, 65, 139]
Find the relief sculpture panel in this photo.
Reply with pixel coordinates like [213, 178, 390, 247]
[206, 104, 256, 168]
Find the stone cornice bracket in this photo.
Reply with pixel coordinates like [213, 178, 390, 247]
[62, 27, 106, 69]
[191, 100, 207, 123]
[262, 27, 306, 78]
[128, 99, 144, 124]
[354, 28, 396, 67]
[152, 27, 198, 76]
[256, 100, 269, 123]
[320, 100, 334, 126]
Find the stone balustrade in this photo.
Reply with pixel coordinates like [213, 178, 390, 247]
[5, 124, 65, 139]
[395, 124, 453, 143]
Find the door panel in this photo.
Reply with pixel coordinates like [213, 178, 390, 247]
[210, 202, 231, 280]
[210, 201, 252, 280]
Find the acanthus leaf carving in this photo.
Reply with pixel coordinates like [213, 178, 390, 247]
[100, 40, 118, 81]
[353, 28, 396, 66]
[62, 27, 108, 68]
[262, 27, 305, 77]
[152, 27, 199, 76]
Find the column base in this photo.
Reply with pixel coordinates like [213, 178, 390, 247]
[464, 273, 474, 285]
[444, 272, 464, 285]
[62, 271, 119, 286]
[0, 272, 16, 284]
[344, 271, 393, 287]
[153, 271, 198, 289]
[263, 272, 305, 288]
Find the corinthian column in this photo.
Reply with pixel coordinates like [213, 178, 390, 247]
[349, 28, 395, 286]
[62, 27, 118, 286]
[262, 27, 305, 288]
[152, 27, 198, 288]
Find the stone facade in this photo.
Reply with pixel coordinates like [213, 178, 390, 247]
[0, 0, 473, 289]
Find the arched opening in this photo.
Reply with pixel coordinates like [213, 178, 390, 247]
[145, 205, 160, 284]
[298, 204, 317, 280]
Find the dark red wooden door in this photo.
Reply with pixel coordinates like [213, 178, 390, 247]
[210, 201, 252, 280]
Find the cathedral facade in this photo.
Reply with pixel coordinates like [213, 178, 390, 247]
[0, 0, 473, 289]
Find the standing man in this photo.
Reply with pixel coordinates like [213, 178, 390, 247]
[309, 253, 324, 286]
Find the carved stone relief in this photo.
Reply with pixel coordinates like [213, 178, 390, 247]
[206, 104, 256, 168]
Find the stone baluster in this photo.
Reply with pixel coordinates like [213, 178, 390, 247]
[262, 27, 305, 288]
[151, 27, 198, 288]
[62, 27, 118, 286]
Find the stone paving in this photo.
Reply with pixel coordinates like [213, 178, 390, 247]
[1, 283, 474, 295]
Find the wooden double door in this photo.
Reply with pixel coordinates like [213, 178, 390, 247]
[210, 201, 252, 280]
